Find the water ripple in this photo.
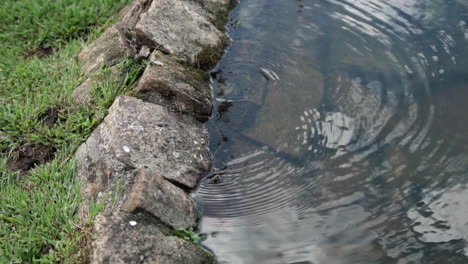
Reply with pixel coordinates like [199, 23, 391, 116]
[193, 0, 468, 263]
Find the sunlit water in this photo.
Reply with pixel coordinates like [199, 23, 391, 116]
[192, 0, 468, 263]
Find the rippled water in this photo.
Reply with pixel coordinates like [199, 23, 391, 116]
[192, 0, 468, 263]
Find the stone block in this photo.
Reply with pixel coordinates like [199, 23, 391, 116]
[76, 96, 211, 193]
[135, 0, 226, 67]
[122, 168, 198, 230]
[78, 25, 135, 75]
[90, 213, 213, 264]
[133, 51, 212, 121]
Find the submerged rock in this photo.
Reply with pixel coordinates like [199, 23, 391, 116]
[244, 65, 324, 159]
[132, 51, 212, 121]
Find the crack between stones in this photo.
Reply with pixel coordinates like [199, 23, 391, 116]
[128, 207, 177, 234]
[165, 177, 193, 193]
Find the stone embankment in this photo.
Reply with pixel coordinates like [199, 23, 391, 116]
[73, 0, 236, 262]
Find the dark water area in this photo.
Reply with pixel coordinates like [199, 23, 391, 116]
[192, 0, 468, 263]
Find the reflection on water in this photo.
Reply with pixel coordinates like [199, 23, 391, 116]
[192, 0, 468, 263]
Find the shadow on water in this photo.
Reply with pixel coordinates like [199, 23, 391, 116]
[193, 0, 468, 263]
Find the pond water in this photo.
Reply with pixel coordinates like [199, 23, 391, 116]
[192, 0, 468, 263]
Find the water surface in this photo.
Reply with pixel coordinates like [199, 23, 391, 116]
[193, 0, 468, 263]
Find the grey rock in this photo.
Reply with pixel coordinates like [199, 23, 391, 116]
[193, 0, 238, 31]
[90, 212, 214, 264]
[193, 0, 233, 15]
[76, 96, 210, 191]
[72, 78, 94, 104]
[73, 0, 236, 260]
[119, 0, 153, 29]
[135, 45, 152, 61]
[72, 66, 123, 104]
[78, 25, 135, 75]
[132, 51, 212, 121]
[121, 168, 198, 229]
[135, 0, 226, 67]
[75, 115, 129, 205]
[75, 96, 212, 263]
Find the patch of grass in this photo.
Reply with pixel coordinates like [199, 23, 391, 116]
[173, 227, 201, 244]
[0, 155, 83, 263]
[91, 57, 148, 111]
[0, 0, 140, 262]
[0, 0, 130, 58]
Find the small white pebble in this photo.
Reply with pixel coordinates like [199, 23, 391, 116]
[152, 60, 164, 66]
[129, 221, 137, 226]
[123, 146, 131, 153]
[193, 140, 198, 145]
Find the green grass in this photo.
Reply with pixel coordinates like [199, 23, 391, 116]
[0, 0, 141, 262]
[173, 227, 201, 244]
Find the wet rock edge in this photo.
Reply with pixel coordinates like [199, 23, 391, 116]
[73, 0, 238, 263]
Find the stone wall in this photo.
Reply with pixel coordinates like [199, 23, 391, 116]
[73, 0, 236, 262]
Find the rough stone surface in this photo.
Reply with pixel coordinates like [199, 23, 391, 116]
[133, 51, 212, 121]
[75, 117, 129, 206]
[78, 25, 135, 75]
[122, 168, 198, 230]
[76, 96, 210, 192]
[193, 0, 232, 15]
[135, 0, 226, 67]
[74, 0, 237, 261]
[91, 212, 214, 264]
[135, 45, 152, 61]
[119, 0, 153, 29]
[76, 96, 213, 262]
[72, 78, 94, 103]
[72, 66, 123, 104]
